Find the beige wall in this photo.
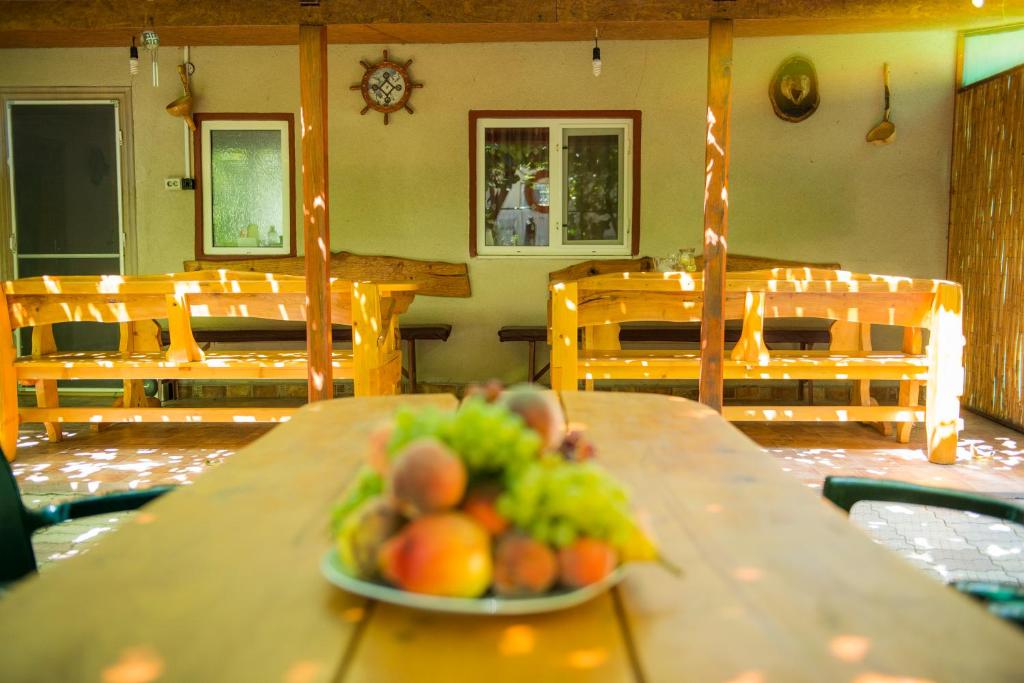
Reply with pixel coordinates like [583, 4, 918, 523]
[0, 31, 956, 383]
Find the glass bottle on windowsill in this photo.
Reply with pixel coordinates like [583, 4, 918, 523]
[677, 247, 697, 272]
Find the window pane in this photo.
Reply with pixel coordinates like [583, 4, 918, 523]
[483, 127, 550, 247]
[563, 129, 624, 245]
[10, 104, 120, 255]
[210, 129, 285, 248]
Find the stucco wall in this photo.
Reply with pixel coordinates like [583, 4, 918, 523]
[0, 31, 956, 383]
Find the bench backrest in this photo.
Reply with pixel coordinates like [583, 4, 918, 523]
[552, 270, 958, 358]
[0, 271, 415, 331]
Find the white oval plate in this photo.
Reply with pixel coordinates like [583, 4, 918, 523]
[321, 549, 626, 615]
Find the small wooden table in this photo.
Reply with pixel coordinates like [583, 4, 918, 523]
[1, 393, 1020, 681]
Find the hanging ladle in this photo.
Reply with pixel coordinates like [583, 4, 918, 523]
[866, 63, 895, 145]
[166, 63, 196, 132]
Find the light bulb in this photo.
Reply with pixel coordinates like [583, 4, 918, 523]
[592, 30, 602, 77]
[972, 0, 984, 7]
[129, 39, 139, 77]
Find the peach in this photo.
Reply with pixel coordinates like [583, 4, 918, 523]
[461, 483, 509, 535]
[558, 538, 619, 588]
[493, 533, 559, 597]
[377, 512, 493, 597]
[389, 437, 467, 517]
[496, 384, 566, 450]
[366, 424, 393, 476]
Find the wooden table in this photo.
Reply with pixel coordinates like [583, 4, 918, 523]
[1, 393, 1021, 681]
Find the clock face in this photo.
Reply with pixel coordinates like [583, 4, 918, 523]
[367, 66, 407, 110]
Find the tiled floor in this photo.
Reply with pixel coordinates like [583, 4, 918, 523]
[9, 401, 1024, 590]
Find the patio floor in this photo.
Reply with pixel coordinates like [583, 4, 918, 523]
[10, 398, 1024, 588]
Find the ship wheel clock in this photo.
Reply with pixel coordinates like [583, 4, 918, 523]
[351, 50, 424, 125]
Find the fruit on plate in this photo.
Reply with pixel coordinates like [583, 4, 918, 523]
[390, 437, 467, 517]
[496, 384, 567, 451]
[378, 512, 493, 598]
[330, 382, 676, 600]
[461, 483, 509, 535]
[336, 496, 402, 579]
[493, 533, 558, 596]
[558, 538, 619, 589]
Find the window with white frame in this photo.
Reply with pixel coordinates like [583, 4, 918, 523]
[470, 112, 640, 257]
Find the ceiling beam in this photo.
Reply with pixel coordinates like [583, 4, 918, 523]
[1, 0, 1022, 47]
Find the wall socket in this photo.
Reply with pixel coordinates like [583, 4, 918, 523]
[164, 177, 195, 191]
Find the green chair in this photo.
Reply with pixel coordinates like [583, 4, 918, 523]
[1, 451, 171, 586]
[823, 476, 1024, 628]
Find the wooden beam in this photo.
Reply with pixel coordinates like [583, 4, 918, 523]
[698, 18, 733, 413]
[1, 1, 1022, 47]
[299, 24, 333, 403]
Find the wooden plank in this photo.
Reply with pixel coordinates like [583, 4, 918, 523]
[897, 327, 924, 443]
[299, 24, 333, 403]
[185, 251, 471, 298]
[0, 394, 457, 682]
[2, 1, 1021, 47]
[723, 405, 925, 422]
[14, 350, 358, 381]
[698, 18, 734, 413]
[20, 406, 297, 424]
[560, 392, 1024, 682]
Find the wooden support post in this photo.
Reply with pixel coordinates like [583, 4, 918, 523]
[0, 290, 19, 461]
[897, 326, 923, 443]
[550, 282, 579, 392]
[300, 23, 333, 403]
[925, 283, 964, 464]
[31, 325, 61, 442]
[698, 18, 734, 413]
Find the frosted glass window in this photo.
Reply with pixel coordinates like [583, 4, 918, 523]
[197, 115, 294, 258]
[962, 27, 1024, 87]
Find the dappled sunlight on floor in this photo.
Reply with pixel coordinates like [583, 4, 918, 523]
[12, 420, 274, 570]
[740, 412, 1024, 587]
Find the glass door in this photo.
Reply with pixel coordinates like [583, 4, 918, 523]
[6, 101, 124, 372]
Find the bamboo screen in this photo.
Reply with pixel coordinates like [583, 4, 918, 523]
[948, 64, 1024, 429]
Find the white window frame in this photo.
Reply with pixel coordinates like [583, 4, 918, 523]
[200, 118, 292, 257]
[474, 117, 635, 257]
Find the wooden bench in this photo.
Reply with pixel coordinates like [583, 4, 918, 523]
[498, 323, 830, 400]
[549, 268, 964, 464]
[0, 271, 415, 461]
[159, 324, 452, 394]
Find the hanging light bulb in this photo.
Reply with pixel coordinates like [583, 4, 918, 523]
[592, 29, 602, 77]
[128, 36, 139, 77]
[972, 0, 985, 7]
[142, 29, 160, 87]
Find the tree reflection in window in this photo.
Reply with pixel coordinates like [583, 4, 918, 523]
[483, 128, 550, 247]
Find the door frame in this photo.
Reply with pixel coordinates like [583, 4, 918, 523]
[0, 86, 138, 279]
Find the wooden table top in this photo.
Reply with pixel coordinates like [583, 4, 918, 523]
[1, 393, 1021, 682]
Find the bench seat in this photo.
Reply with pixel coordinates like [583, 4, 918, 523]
[14, 350, 358, 381]
[580, 350, 929, 381]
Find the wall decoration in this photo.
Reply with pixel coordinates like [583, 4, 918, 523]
[351, 50, 423, 125]
[866, 63, 896, 144]
[769, 55, 820, 123]
[193, 113, 296, 259]
[166, 63, 196, 132]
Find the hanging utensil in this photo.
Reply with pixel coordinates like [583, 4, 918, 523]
[166, 63, 196, 132]
[866, 63, 896, 145]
